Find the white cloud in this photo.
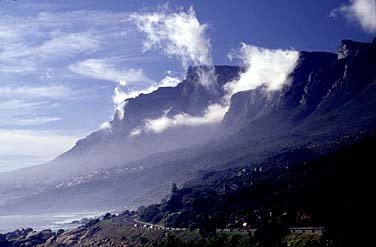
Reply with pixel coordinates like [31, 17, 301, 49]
[0, 117, 61, 127]
[0, 9, 159, 171]
[70, 54, 182, 122]
[0, 31, 100, 73]
[130, 104, 227, 135]
[0, 85, 75, 99]
[129, 127, 142, 136]
[37, 31, 100, 59]
[225, 43, 299, 96]
[13, 117, 61, 126]
[131, 6, 216, 88]
[113, 75, 181, 121]
[35, 10, 129, 27]
[113, 87, 129, 121]
[0, 84, 75, 115]
[194, 66, 218, 87]
[99, 121, 112, 130]
[131, 6, 212, 68]
[0, 129, 81, 172]
[0, 27, 22, 41]
[0, 85, 75, 127]
[330, 0, 376, 33]
[69, 59, 153, 84]
[158, 75, 181, 87]
[0, 99, 49, 112]
[69, 58, 162, 121]
[0, 10, 135, 74]
[131, 44, 299, 135]
[146, 104, 226, 132]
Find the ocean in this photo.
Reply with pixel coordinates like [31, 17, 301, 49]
[0, 211, 103, 233]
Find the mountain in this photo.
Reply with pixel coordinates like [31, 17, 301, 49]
[137, 133, 375, 247]
[222, 50, 337, 129]
[0, 65, 241, 184]
[52, 65, 240, 175]
[0, 38, 375, 214]
[223, 39, 376, 140]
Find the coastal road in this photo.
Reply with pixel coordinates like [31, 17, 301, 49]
[117, 215, 324, 234]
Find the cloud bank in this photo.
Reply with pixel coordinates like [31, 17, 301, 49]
[131, 6, 212, 69]
[70, 58, 159, 122]
[132, 44, 299, 135]
[102, 6, 215, 126]
[226, 44, 299, 96]
[99, 75, 181, 124]
[130, 104, 226, 136]
[331, 0, 376, 33]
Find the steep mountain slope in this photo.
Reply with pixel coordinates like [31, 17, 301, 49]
[138, 133, 375, 247]
[0, 66, 240, 184]
[223, 39, 376, 141]
[1, 39, 375, 214]
[61, 66, 240, 174]
[222, 51, 338, 129]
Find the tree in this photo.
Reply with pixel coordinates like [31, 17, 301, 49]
[172, 183, 178, 194]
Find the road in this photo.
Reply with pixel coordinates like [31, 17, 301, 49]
[117, 215, 324, 234]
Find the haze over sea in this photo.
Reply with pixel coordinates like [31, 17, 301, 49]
[0, 211, 103, 233]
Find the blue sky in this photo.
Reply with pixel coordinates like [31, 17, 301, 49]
[0, 0, 374, 172]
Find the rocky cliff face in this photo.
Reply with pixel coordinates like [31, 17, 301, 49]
[55, 65, 241, 175]
[0, 66, 241, 184]
[222, 51, 338, 129]
[223, 39, 376, 140]
[78, 65, 240, 142]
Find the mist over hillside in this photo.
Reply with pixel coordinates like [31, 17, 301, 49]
[0, 38, 375, 215]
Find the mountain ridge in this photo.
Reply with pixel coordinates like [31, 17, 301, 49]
[0, 38, 375, 214]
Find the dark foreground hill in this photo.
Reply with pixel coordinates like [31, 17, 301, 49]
[138, 133, 375, 246]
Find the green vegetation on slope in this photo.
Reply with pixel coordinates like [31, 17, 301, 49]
[139, 136, 375, 246]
